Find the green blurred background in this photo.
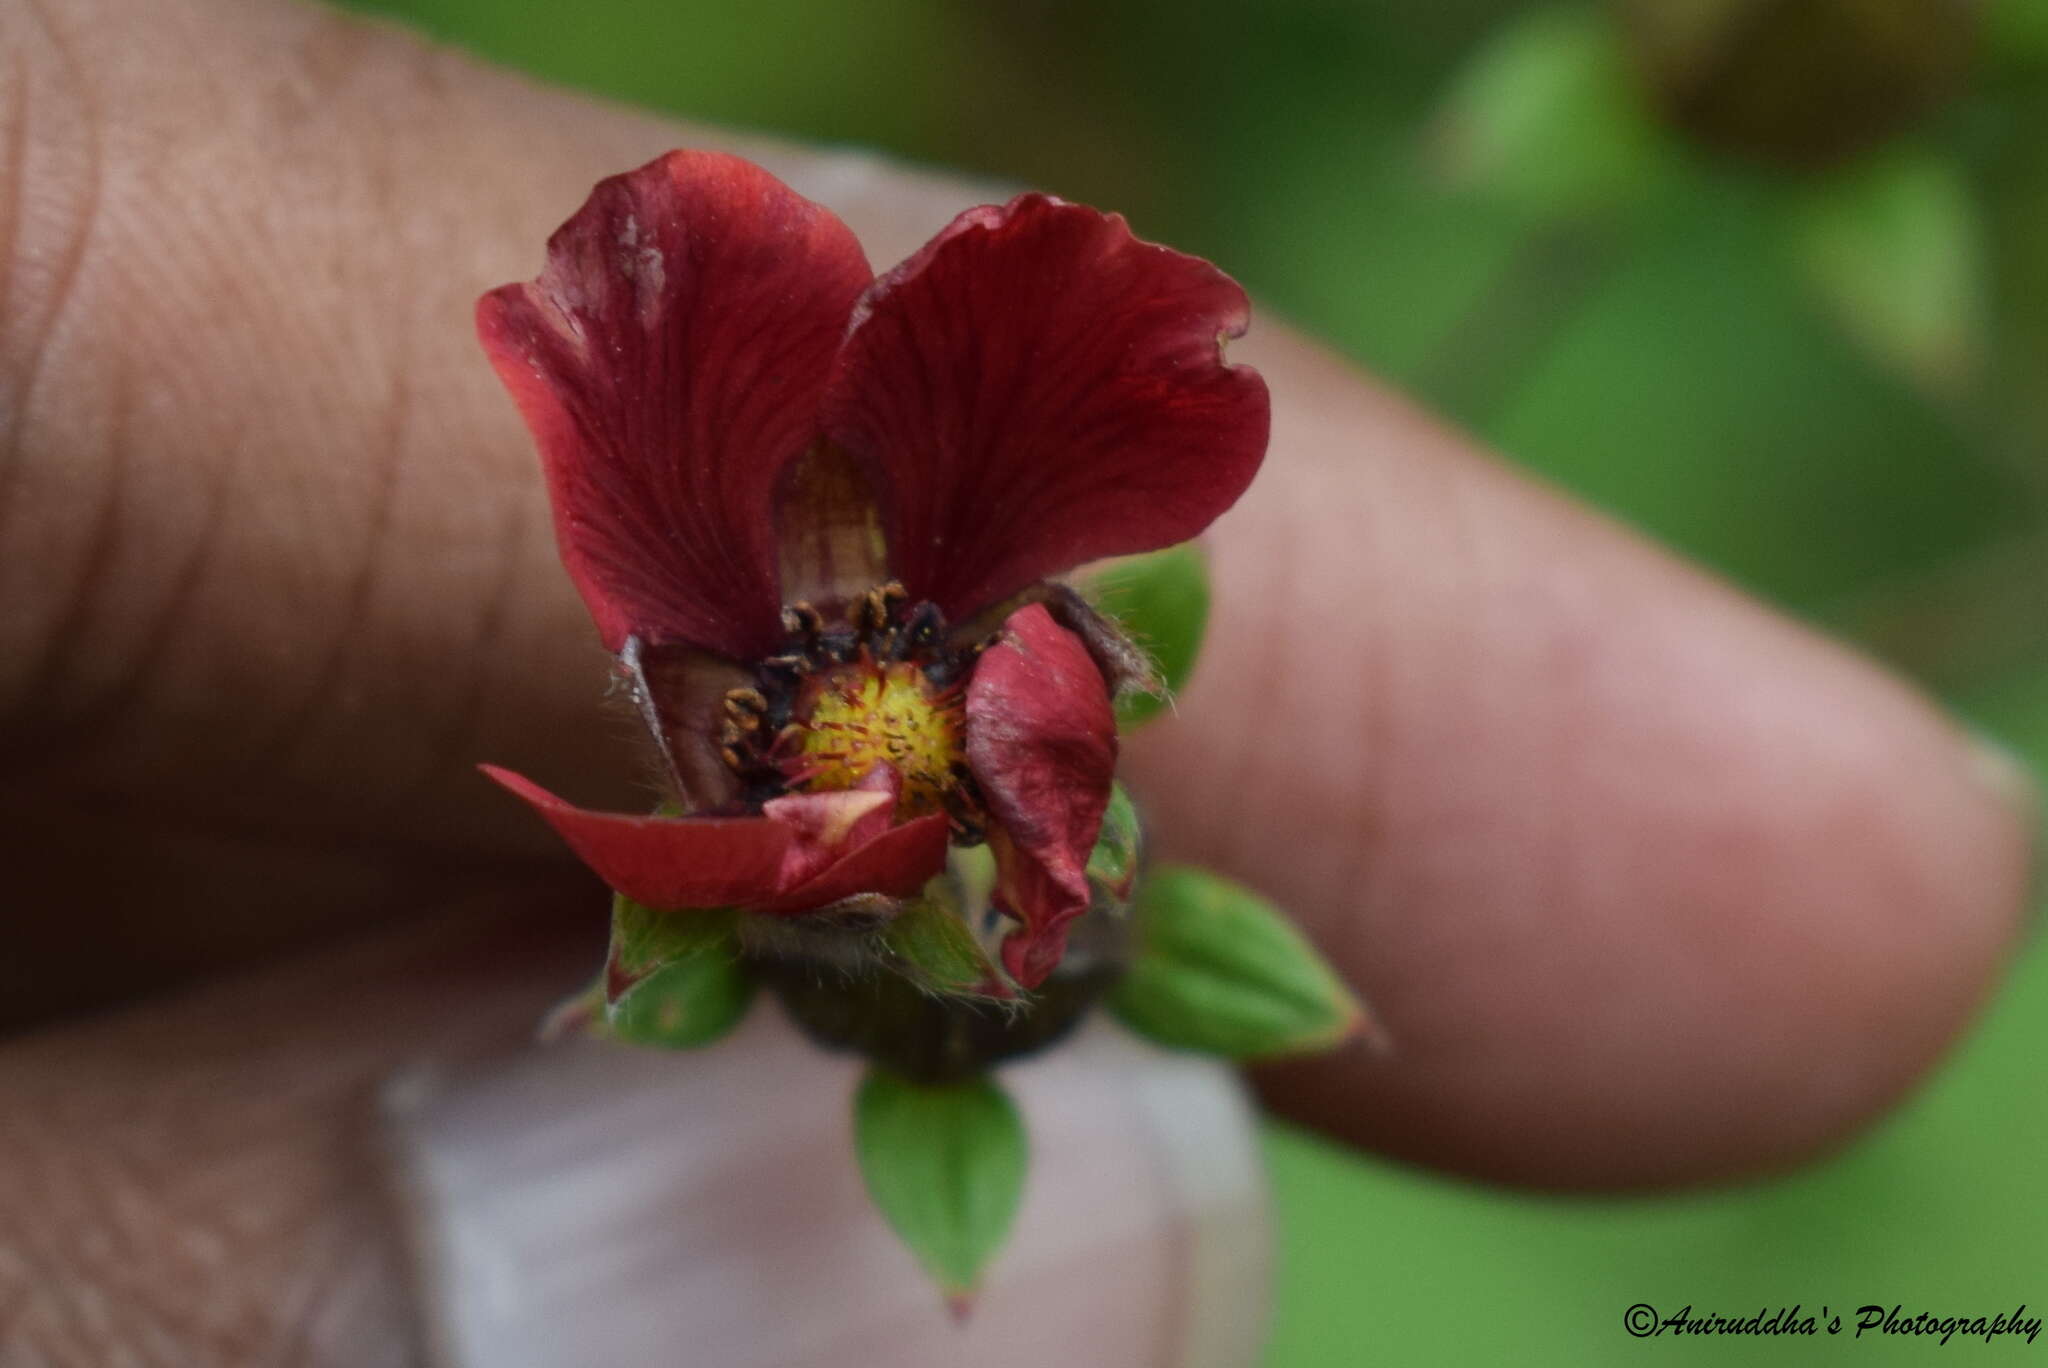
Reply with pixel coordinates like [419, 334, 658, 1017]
[345, 0, 2048, 1359]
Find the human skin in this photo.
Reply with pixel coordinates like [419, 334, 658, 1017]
[0, 0, 2036, 1358]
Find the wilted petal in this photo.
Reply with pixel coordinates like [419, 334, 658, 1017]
[618, 639, 750, 813]
[822, 194, 1268, 622]
[963, 605, 1118, 988]
[479, 150, 872, 660]
[482, 765, 944, 913]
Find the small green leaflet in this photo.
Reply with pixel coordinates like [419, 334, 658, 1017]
[1111, 864, 1371, 1060]
[1084, 541, 1210, 730]
[854, 1069, 1028, 1303]
[602, 895, 754, 1049]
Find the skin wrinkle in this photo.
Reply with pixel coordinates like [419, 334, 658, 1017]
[0, 418, 236, 773]
[0, 1, 592, 855]
[0, 903, 565, 1366]
[6, 351, 130, 743]
[0, 0, 99, 510]
[262, 31, 421, 778]
[273, 349, 410, 773]
[0, 1, 217, 755]
[0, 48, 27, 327]
[409, 493, 535, 808]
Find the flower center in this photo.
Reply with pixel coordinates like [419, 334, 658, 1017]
[720, 582, 986, 834]
[789, 658, 963, 816]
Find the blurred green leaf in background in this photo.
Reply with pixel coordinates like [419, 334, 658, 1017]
[347, 0, 2047, 1360]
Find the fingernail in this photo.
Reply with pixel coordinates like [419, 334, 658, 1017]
[381, 1007, 1269, 1368]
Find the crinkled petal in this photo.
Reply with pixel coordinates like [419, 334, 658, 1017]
[482, 765, 944, 913]
[963, 604, 1118, 988]
[618, 639, 750, 813]
[821, 193, 1269, 622]
[479, 150, 872, 660]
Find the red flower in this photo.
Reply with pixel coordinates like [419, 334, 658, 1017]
[478, 151, 1266, 988]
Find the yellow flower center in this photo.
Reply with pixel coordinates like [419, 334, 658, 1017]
[791, 660, 964, 817]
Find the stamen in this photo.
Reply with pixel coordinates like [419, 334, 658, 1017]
[719, 584, 985, 833]
[781, 602, 825, 639]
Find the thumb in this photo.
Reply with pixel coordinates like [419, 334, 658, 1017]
[0, 896, 1268, 1365]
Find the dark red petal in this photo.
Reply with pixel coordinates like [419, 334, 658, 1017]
[963, 605, 1118, 988]
[484, 765, 793, 907]
[618, 640, 750, 813]
[821, 194, 1269, 621]
[482, 765, 945, 913]
[478, 150, 872, 660]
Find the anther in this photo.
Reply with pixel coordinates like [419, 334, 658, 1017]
[781, 602, 827, 640]
[852, 588, 888, 635]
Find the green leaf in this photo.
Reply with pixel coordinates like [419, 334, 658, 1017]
[854, 1069, 1028, 1300]
[1085, 782, 1142, 904]
[1112, 864, 1367, 1060]
[1426, 5, 1670, 223]
[1084, 542, 1210, 730]
[1788, 145, 1985, 403]
[884, 890, 1000, 996]
[602, 896, 753, 1049]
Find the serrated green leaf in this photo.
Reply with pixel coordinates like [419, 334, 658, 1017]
[1788, 145, 1984, 402]
[1112, 864, 1365, 1060]
[602, 896, 753, 1049]
[1085, 542, 1210, 730]
[855, 1069, 1027, 1299]
[884, 891, 1000, 996]
[1085, 783, 1141, 903]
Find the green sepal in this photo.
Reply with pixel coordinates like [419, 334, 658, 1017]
[1111, 864, 1370, 1060]
[1085, 782, 1142, 905]
[883, 890, 1004, 998]
[1084, 542, 1210, 730]
[602, 895, 754, 1049]
[854, 1068, 1028, 1303]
